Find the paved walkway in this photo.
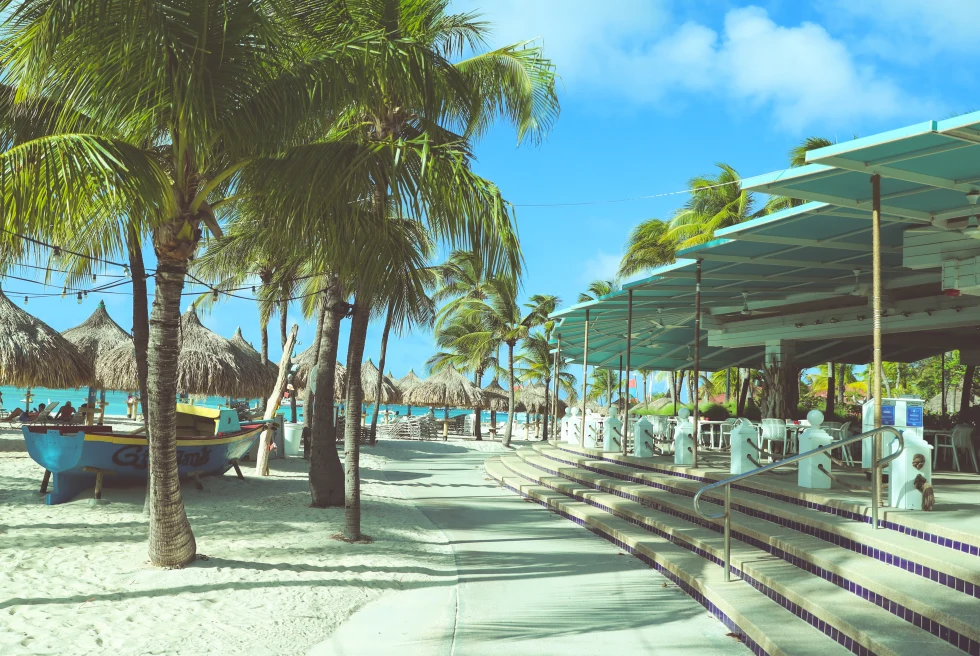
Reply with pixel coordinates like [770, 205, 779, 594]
[316, 441, 744, 655]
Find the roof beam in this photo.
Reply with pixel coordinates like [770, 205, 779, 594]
[817, 154, 978, 194]
[733, 233, 899, 254]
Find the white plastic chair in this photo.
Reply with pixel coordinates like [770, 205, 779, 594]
[934, 424, 977, 472]
[719, 418, 737, 450]
[760, 418, 787, 459]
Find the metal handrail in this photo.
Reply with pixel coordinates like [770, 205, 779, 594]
[692, 425, 904, 582]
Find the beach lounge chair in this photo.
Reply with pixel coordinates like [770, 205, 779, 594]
[23, 402, 59, 425]
[0, 408, 23, 426]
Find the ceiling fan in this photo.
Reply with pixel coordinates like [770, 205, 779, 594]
[850, 269, 870, 297]
[737, 292, 780, 317]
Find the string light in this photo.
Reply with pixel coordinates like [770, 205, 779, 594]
[123, 265, 130, 277]
[52, 246, 61, 258]
[76, 292, 82, 304]
[61, 287, 67, 298]
[92, 274, 97, 282]
[23, 296, 28, 304]
[212, 290, 219, 302]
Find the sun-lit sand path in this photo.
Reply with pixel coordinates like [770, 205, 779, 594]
[317, 439, 744, 656]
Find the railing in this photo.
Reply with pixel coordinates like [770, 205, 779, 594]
[692, 425, 904, 582]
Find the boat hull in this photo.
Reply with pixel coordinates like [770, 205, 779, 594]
[23, 425, 264, 505]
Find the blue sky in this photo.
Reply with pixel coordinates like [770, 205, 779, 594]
[13, 0, 980, 389]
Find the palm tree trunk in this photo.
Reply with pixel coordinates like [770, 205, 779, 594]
[606, 369, 612, 407]
[737, 370, 750, 416]
[503, 341, 516, 447]
[826, 363, 836, 418]
[961, 364, 976, 415]
[146, 257, 196, 568]
[473, 370, 483, 441]
[343, 291, 370, 541]
[279, 300, 288, 349]
[369, 302, 394, 445]
[301, 300, 329, 446]
[260, 319, 269, 366]
[128, 228, 149, 422]
[309, 278, 345, 508]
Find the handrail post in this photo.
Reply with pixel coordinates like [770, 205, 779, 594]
[872, 432, 881, 529]
[724, 484, 731, 582]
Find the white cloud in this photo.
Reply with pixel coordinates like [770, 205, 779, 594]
[581, 251, 621, 284]
[453, 2, 923, 130]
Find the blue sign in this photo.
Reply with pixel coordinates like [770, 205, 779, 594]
[906, 405, 923, 427]
[881, 405, 896, 426]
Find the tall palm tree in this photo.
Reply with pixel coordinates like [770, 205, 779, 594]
[764, 137, 836, 214]
[517, 326, 573, 439]
[578, 279, 619, 303]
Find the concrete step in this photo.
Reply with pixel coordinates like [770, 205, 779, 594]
[516, 447, 980, 653]
[535, 444, 980, 595]
[499, 453, 966, 656]
[484, 457, 853, 656]
[551, 441, 980, 556]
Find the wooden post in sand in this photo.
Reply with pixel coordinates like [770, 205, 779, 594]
[256, 324, 299, 476]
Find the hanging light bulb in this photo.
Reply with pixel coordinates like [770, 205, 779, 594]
[92, 273, 97, 282]
[123, 265, 130, 277]
[212, 290, 219, 302]
[76, 292, 82, 304]
[251, 285, 256, 293]
[52, 246, 61, 258]
[61, 287, 67, 298]
[23, 296, 28, 304]
[83, 290, 88, 298]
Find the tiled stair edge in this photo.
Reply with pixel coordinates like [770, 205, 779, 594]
[489, 457, 859, 656]
[551, 441, 980, 559]
[485, 458, 792, 656]
[544, 443, 980, 593]
[514, 451, 978, 655]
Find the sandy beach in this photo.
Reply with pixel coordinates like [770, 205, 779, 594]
[0, 428, 507, 655]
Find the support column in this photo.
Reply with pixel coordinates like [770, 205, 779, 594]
[623, 290, 633, 455]
[763, 340, 796, 419]
[693, 260, 703, 467]
[871, 173, 883, 505]
[580, 309, 590, 447]
[553, 335, 561, 443]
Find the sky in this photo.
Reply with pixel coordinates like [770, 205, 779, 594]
[12, 0, 980, 391]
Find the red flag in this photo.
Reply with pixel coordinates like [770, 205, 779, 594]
[628, 377, 637, 388]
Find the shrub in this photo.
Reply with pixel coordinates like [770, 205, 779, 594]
[698, 402, 729, 421]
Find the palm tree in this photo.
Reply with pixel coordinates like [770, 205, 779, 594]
[618, 164, 757, 277]
[514, 300, 562, 438]
[453, 281, 555, 447]
[2, 2, 356, 567]
[432, 250, 495, 328]
[578, 279, 619, 303]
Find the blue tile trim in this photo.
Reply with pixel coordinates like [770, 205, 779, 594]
[552, 443, 980, 561]
[547, 445, 980, 599]
[492, 475, 770, 656]
[508, 456, 978, 655]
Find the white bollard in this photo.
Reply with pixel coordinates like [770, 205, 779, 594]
[584, 415, 602, 449]
[566, 407, 581, 444]
[798, 410, 832, 489]
[888, 430, 934, 510]
[634, 416, 655, 457]
[603, 407, 623, 452]
[674, 408, 695, 466]
[559, 408, 571, 443]
[729, 419, 759, 475]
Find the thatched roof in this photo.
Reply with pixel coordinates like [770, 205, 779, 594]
[96, 307, 267, 398]
[291, 344, 347, 399]
[481, 378, 510, 412]
[230, 327, 277, 391]
[404, 364, 484, 408]
[361, 359, 400, 404]
[61, 301, 131, 371]
[397, 369, 423, 397]
[924, 385, 980, 414]
[0, 288, 92, 388]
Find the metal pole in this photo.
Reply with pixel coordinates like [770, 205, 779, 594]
[693, 260, 703, 468]
[580, 309, 590, 447]
[618, 356, 623, 415]
[553, 335, 561, 443]
[724, 484, 732, 582]
[871, 173, 884, 513]
[624, 290, 633, 455]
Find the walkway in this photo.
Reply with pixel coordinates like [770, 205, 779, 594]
[316, 440, 744, 656]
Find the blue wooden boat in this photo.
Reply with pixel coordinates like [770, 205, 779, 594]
[23, 404, 267, 505]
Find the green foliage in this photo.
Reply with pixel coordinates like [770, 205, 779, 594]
[699, 403, 729, 421]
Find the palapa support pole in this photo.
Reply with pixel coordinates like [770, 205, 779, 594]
[693, 260, 703, 468]
[871, 173, 884, 515]
[580, 309, 590, 447]
[618, 356, 623, 415]
[623, 290, 633, 456]
[256, 324, 299, 476]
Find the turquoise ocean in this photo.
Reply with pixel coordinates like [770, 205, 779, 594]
[0, 385, 529, 425]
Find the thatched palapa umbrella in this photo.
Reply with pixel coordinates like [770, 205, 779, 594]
[0, 288, 92, 391]
[361, 359, 400, 404]
[97, 307, 266, 399]
[61, 300, 131, 372]
[397, 369, 423, 415]
[230, 327, 277, 393]
[292, 344, 347, 401]
[404, 364, 484, 437]
[482, 378, 509, 412]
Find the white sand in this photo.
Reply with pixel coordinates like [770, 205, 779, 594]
[0, 429, 477, 655]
